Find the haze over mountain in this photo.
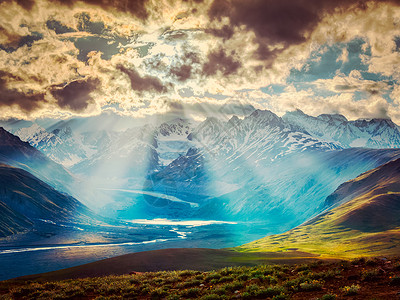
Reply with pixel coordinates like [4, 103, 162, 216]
[240, 157, 400, 258]
[0, 164, 95, 237]
[5, 109, 400, 235]
[11, 109, 400, 174]
[0, 127, 79, 197]
[149, 110, 400, 230]
[2, 0, 400, 285]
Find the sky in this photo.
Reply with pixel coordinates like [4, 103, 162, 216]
[1, 0, 400, 123]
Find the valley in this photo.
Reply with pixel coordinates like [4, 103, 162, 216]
[0, 217, 265, 280]
[2, 1, 400, 298]
[2, 108, 400, 281]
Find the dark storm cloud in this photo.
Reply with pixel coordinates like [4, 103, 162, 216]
[182, 0, 203, 3]
[209, 0, 319, 45]
[2, 0, 149, 19]
[56, 0, 149, 20]
[208, 0, 400, 59]
[335, 84, 358, 91]
[0, 0, 35, 10]
[51, 77, 100, 111]
[166, 100, 184, 111]
[205, 25, 234, 40]
[117, 64, 168, 93]
[362, 82, 388, 96]
[170, 65, 192, 82]
[202, 48, 241, 76]
[169, 50, 200, 82]
[0, 71, 45, 112]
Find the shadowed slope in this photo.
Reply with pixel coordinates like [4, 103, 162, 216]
[238, 158, 400, 258]
[0, 127, 78, 197]
[0, 201, 32, 237]
[0, 164, 95, 237]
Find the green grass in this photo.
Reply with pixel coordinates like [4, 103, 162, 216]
[3, 257, 400, 299]
[236, 189, 400, 259]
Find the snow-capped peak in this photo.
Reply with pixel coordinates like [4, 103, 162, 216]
[158, 118, 192, 138]
[15, 124, 47, 143]
[283, 110, 400, 148]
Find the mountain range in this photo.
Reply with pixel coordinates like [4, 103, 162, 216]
[2, 107, 400, 282]
[3, 108, 400, 237]
[10, 109, 400, 173]
[283, 109, 400, 148]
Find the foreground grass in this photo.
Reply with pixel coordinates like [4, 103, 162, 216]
[2, 257, 400, 299]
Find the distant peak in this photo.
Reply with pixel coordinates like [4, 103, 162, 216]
[250, 109, 276, 118]
[246, 109, 284, 128]
[354, 118, 396, 128]
[318, 113, 348, 123]
[52, 126, 72, 136]
[356, 117, 391, 122]
[283, 109, 309, 119]
[204, 116, 220, 123]
[292, 109, 306, 115]
[228, 115, 240, 125]
[166, 117, 189, 125]
[186, 147, 200, 156]
[249, 109, 280, 121]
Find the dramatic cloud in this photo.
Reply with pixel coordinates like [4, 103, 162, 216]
[203, 48, 241, 76]
[117, 64, 168, 94]
[0, 70, 45, 112]
[0, 0, 400, 122]
[51, 77, 100, 111]
[169, 51, 200, 82]
[313, 71, 391, 96]
[208, 0, 400, 58]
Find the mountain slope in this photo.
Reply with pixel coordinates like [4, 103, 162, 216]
[0, 127, 79, 197]
[0, 164, 95, 237]
[9, 109, 400, 226]
[238, 157, 400, 258]
[0, 200, 33, 237]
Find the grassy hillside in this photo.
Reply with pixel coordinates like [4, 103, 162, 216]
[2, 257, 400, 299]
[14, 248, 323, 282]
[237, 158, 400, 258]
